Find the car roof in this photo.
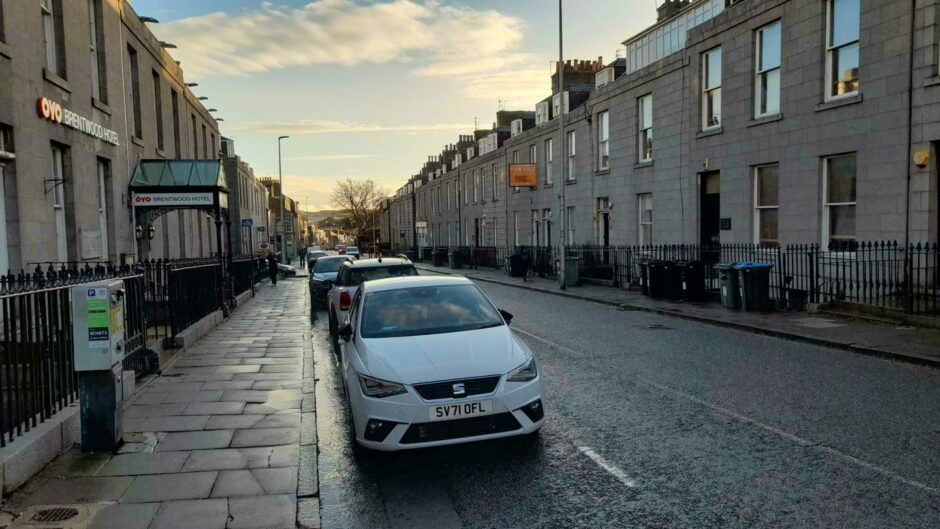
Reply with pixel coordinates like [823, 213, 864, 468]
[317, 255, 351, 262]
[359, 275, 472, 293]
[341, 257, 412, 269]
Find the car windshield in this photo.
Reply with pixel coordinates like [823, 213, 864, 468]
[360, 284, 503, 338]
[315, 258, 346, 273]
[309, 252, 328, 259]
[347, 265, 416, 286]
[347, 247, 359, 252]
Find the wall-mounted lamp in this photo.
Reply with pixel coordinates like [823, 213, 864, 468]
[135, 225, 143, 241]
[148, 225, 156, 241]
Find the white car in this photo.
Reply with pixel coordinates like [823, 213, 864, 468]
[345, 246, 361, 259]
[336, 276, 544, 451]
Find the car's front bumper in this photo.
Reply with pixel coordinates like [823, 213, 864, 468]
[347, 375, 544, 451]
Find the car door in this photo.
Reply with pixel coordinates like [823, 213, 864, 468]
[341, 289, 364, 386]
[330, 267, 348, 325]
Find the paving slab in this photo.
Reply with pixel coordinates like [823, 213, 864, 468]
[150, 499, 228, 529]
[204, 414, 265, 430]
[162, 390, 225, 403]
[184, 401, 246, 415]
[181, 449, 249, 472]
[142, 415, 210, 432]
[97, 451, 189, 476]
[25, 476, 134, 505]
[121, 471, 218, 503]
[210, 469, 265, 497]
[255, 413, 301, 429]
[228, 495, 297, 529]
[124, 403, 188, 418]
[201, 380, 255, 390]
[231, 428, 299, 448]
[87, 502, 161, 529]
[155, 430, 234, 451]
[252, 466, 297, 495]
[244, 401, 302, 414]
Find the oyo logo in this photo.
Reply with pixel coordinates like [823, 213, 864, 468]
[37, 97, 63, 123]
[134, 196, 153, 204]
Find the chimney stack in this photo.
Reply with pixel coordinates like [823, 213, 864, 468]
[657, 0, 690, 22]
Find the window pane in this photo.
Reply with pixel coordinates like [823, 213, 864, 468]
[641, 96, 652, 128]
[830, 0, 860, 48]
[832, 42, 859, 95]
[827, 155, 856, 203]
[761, 69, 781, 115]
[759, 209, 779, 245]
[707, 89, 721, 127]
[829, 205, 856, 239]
[706, 48, 722, 89]
[757, 165, 779, 206]
[759, 23, 781, 70]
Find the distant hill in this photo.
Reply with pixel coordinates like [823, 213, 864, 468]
[302, 210, 345, 223]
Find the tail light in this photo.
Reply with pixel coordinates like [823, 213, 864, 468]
[340, 290, 351, 310]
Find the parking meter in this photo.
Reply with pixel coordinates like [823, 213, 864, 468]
[72, 280, 126, 451]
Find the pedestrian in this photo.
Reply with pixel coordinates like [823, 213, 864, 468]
[299, 247, 307, 270]
[267, 251, 279, 286]
[373, 242, 381, 259]
[520, 248, 531, 282]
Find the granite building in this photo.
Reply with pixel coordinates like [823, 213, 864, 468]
[0, 0, 222, 272]
[384, 0, 939, 251]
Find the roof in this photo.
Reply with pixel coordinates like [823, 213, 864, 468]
[341, 257, 412, 269]
[130, 159, 228, 189]
[361, 275, 472, 293]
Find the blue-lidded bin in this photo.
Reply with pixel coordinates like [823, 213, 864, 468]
[734, 261, 774, 311]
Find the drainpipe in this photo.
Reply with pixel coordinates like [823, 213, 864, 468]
[904, 0, 916, 312]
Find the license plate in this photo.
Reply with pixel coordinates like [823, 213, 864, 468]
[428, 400, 493, 422]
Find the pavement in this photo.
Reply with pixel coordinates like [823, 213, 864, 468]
[312, 275, 940, 529]
[0, 280, 318, 529]
[414, 263, 940, 367]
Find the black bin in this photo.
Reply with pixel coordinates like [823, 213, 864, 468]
[735, 262, 774, 312]
[404, 249, 418, 262]
[637, 260, 651, 296]
[677, 261, 706, 302]
[507, 254, 525, 277]
[647, 260, 666, 299]
[432, 249, 447, 267]
[661, 261, 683, 301]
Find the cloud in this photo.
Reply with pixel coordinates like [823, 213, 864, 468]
[227, 119, 469, 135]
[286, 154, 378, 161]
[154, 0, 550, 105]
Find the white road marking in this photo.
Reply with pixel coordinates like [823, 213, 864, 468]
[515, 326, 940, 495]
[578, 446, 637, 488]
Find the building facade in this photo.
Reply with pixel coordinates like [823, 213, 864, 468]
[385, 0, 939, 251]
[0, 0, 222, 272]
[221, 137, 269, 257]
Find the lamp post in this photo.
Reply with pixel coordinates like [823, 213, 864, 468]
[277, 135, 289, 258]
[370, 181, 377, 253]
[557, 0, 567, 290]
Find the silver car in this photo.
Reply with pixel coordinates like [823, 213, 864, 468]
[327, 257, 416, 337]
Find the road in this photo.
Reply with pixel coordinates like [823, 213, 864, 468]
[311, 278, 940, 529]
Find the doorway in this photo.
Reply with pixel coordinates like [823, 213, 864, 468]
[700, 172, 721, 245]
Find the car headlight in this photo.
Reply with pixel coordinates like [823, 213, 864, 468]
[507, 357, 537, 382]
[358, 373, 407, 398]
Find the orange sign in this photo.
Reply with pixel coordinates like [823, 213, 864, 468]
[509, 164, 537, 187]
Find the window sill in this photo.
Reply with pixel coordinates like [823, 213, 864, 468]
[635, 160, 654, 169]
[43, 69, 71, 92]
[544, 183, 554, 189]
[595, 169, 610, 176]
[155, 148, 168, 158]
[748, 113, 782, 127]
[816, 93, 863, 112]
[0, 42, 11, 60]
[131, 136, 144, 148]
[925, 76, 940, 88]
[91, 98, 112, 115]
[696, 126, 723, 139]
[565, 179, 577, 185]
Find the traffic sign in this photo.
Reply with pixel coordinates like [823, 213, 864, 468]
[242, 218, 253, 227]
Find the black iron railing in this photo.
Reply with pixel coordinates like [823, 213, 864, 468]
[0, 264, 145, 447]
[230, 257, 265, 296]
[168, 262, 223, 339]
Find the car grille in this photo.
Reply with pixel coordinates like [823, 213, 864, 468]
[412, 376, 501, 400]
[400, 413, 521, 444]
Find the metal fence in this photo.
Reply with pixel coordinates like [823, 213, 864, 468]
[230, 257, 264, 297]
[167, 261, 223, 339]
[427, 242, 938, 315]
[0, 264, 144, 447]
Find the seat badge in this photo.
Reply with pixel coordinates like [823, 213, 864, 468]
[452, 383, 466, 396]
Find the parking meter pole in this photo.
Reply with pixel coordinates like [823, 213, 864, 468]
[72, 281, 127, 452]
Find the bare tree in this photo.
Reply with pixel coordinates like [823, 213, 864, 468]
[330, 178, 386, 238]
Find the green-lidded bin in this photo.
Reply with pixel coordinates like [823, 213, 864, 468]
[563, 256, 580, 287]
[716, 262, 740, 310]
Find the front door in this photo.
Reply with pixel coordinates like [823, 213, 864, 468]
[474, 218, 480, 246]
[701, 172, 721, 245]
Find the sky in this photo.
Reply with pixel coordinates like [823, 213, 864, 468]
[133, 0, 660, 210]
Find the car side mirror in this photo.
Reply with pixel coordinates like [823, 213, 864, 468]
[499, 309, 513, 324]
[338, 323, 353, 341]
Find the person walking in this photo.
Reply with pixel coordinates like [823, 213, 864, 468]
[267, 251, 279, 286]
[520, 248, 531, 282]
[299, 247, 307, 270]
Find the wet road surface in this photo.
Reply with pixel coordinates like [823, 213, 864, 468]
[311, 279, 940, 529]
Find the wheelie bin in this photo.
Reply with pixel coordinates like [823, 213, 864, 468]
[647, 260, 666, 299]
[715, 263, 740, 310]
[677, 261, 706, 302]
[735, 262, 774, 311]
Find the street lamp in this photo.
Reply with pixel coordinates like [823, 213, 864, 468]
[277, 135, 290, 258]
[557, 0, 567, 291]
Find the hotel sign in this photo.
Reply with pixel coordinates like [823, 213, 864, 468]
[132, 193, 214, 206]
[37, 97, 120, 146]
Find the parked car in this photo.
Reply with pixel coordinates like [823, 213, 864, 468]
[346, 246, 361, 259]
[309, 255, 351, 313]
[336, 276, 544, 450]
[327, 257, 417, 337]
[277, 262, 296, 278]
[306, 250, 329, 270]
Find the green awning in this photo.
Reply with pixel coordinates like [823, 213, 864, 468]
[130, 159, 227, 189]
